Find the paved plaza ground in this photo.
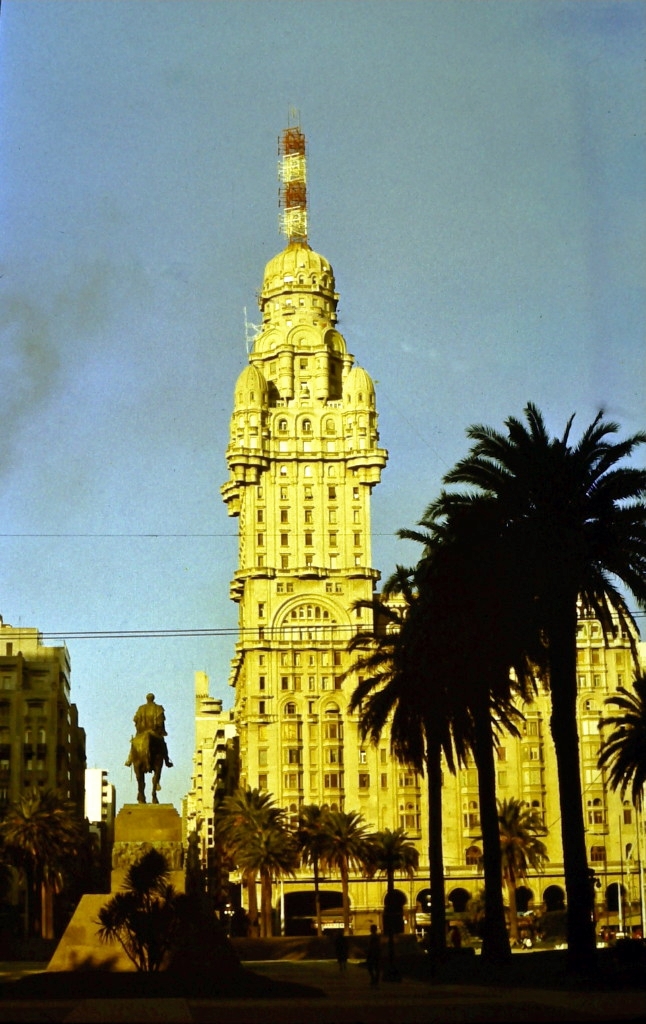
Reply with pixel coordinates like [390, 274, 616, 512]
[1, 948, 645, 1023]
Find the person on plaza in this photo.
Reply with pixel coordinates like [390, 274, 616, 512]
[333, 929, 349, 971]
[366, 924, 381, 987]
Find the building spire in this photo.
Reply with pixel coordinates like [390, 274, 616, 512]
[278, 122, 308, 245]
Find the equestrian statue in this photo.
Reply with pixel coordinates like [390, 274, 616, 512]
[125, 693, 173, 804]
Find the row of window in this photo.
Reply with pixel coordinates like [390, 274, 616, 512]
[259, 485, 361, 501]
[258, 509, 363, 526]
[257, 771, 418, 793]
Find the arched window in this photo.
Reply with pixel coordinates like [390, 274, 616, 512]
[284, 702, 296, 716]
[465, 845, 481, 866]
[302, 419, 312, 434]
[278, 418, 288, 432]
[303, 465, 312, 477]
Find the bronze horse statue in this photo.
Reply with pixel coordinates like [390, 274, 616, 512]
[128, 730, 167, 804]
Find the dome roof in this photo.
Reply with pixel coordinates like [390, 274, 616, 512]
[260, 242, 336, 301]
[344, 365, 375, 407]
[234, 363, 268, 407]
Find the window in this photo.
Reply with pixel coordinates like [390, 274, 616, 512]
[284, 702, 296, 716]
[328, 486, 336, 500]
[380, 773, 388, 788]
[359, 749, 367, 764]
[623, 803, 633, 826]
[587, 798, 605, 825]
[281, 555, 289, 569]
[281, 509, 289, 523]
[496, 747, 507, 762]
[281, 676, 289, 690]
[359, 773, 370, 789]
[329, 533, 337, 547]
[324, 773, 341, 789]
[304, 509, 313, 523]
[258, 749, 268, 766]
[280, 486, 288, 499]
[325, 747, 343, 764]
[258, 700, 266, 715]
[304, 486, 312, 499]
[590, 846, 606, 863]
[463, 801, 480, 830]
[284, 773, 300, 789]
[285, 748, 301, 764]
[323, 721, 342, 740]
[304, 532, 313, 546]
[302, 419, 312, 434]
[257, 533, 264, 547]
[465, 845, 481, 866]
[257, 509, 264, 522]
[258, 603, 265, 618]
[259, 676, 266, 691]
[258, 774, 268, 790]
[278, 419, 288, 432]
[353, 487, 359, 499]
[281, 532, 289, 546]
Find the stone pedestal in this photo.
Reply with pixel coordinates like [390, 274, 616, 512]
[48, 803, 185, 972]
[111, 803, 184, 893]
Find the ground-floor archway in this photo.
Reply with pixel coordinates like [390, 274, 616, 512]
[283, 889, 344, 936]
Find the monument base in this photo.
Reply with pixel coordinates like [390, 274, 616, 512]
[48, 803, 185, 972]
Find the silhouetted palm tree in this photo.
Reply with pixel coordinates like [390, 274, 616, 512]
[347, 566, 469, 955]
[0, 787, 84, 938]
[295, 804, 329, 936]
[97, 849, 179, 971]
[215, 787, 296, 936]
[402, 500, 543, 965]
[598, 672, 646, 810]
[319, 809, 372, 934]
[371, 827, 419, 971]
[438, 403, 646, 972]
[496, 798, 548, 944]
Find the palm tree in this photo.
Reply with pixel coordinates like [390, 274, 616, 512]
[319, 809, 372, 935]
[97, 848, 180, 971]
[215, 787, 296, 937]
[236, 821, 298, 937]
[496, 798, 548, 944]
[402, 499, 543, 965]
[439, 403, 646, 972]
[0, 787, 84, 938]
[347, 567, 469, 955]
[371, 827, 419, 972]
[295, 804, 329, 936]
[598, 672, 646, 810]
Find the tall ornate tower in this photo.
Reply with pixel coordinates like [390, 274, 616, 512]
[221, 126, 392, 823]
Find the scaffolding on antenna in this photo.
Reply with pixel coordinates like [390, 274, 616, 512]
[278, 125, 307, 244]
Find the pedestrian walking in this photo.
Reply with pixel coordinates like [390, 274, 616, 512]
[366, 924, 381, 987]
[333, 929, 348, 971]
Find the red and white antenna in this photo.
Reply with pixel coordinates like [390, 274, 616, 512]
[278, 121, 307, 244]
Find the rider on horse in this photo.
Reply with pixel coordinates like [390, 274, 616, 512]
[125, 693, 173, 769]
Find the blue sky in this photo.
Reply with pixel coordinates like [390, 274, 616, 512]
[1, 1, 644, 810]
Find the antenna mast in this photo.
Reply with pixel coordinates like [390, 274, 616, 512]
[278, 121, 307, 244]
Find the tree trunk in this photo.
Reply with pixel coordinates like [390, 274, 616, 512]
[507, 875, 519, 945]
[246, 871, 260, 937]
[474, 704, 511, 965]
[260, 871, 273, 937]
[313, 856, 323, 937]
[426, 739, 447, 955]
[341, 859, 350, 934]
[549, 603, 597, 975]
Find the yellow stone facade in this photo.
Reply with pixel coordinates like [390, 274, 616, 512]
[220, 165, 644, 934]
